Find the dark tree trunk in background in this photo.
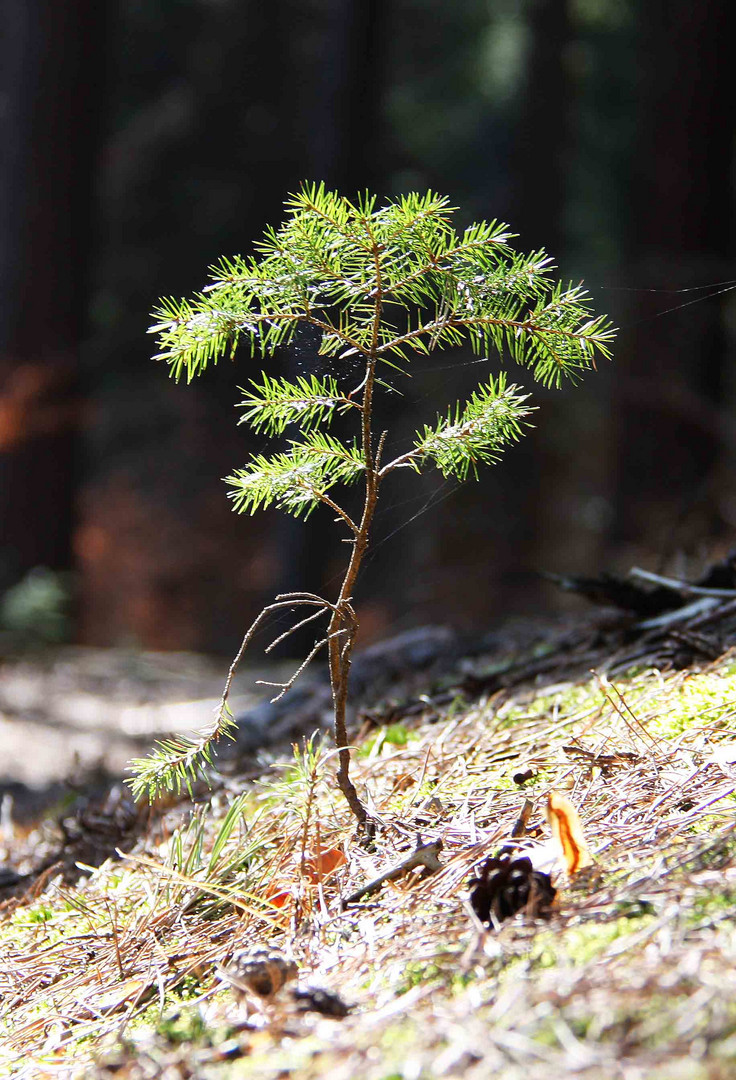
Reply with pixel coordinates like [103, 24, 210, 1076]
[617, 0, 735, 557]
[493, 0, 607, 606]
[79, 0, 394, 652]
[512, 0, 571, 256]
[308, 0, 388, 194]
[79, 0, 305, 651]
[0, 1, 104, 593]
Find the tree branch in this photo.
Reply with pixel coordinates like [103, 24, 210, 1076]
[377, 312, 611, 357]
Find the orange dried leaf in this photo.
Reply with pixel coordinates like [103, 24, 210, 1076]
[303, 846, 347, 884]
[545, 791, 594, 875]
[264, 886, 293, 908]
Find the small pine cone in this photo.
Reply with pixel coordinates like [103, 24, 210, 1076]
[221, 944, 298, 999]
[290, 985, 351, 1018]
[468, 854, 556, 926]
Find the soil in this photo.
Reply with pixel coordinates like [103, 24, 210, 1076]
[0, 647, 269, 823]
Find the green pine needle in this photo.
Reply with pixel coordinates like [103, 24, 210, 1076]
[127, 706, 237, 801]
[149, 184, 615, 386]
[237, 373, 358, 435]
[225, 433, 364, 519]
[412, 375, 534, 480]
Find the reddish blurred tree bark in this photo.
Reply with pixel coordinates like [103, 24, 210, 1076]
[75, 0, 393, 652]
[0, 0, 105, 592]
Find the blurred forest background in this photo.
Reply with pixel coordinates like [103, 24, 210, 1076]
[1, 0, 734, 656]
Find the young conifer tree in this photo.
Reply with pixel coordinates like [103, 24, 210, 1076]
[130, 184, 615, 828]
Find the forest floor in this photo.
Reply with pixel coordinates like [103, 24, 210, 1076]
[1, 610, 736, 1079]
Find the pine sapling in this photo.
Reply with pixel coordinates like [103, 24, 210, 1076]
[129, 184, 615, 829]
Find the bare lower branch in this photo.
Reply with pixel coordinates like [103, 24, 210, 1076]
[378, 448, 418, 477]
[257, 628, 348, 703]
[273, 591, 337, 606]
[265, 605, 330, 654]
[217, 593, 337, 724]
[374, 430, 388, 471]
[347, 371, 368, 400]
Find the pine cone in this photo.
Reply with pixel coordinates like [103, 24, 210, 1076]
[468, 854, 556, 926]
[290, 985, 351, 1017]
[221, 944, 298, 998]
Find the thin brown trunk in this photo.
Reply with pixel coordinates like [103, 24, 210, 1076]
[328, 358, 380, 827]
[329, 231, 386, 829]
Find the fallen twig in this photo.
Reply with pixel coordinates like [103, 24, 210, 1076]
[341, 838, 444, 907]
